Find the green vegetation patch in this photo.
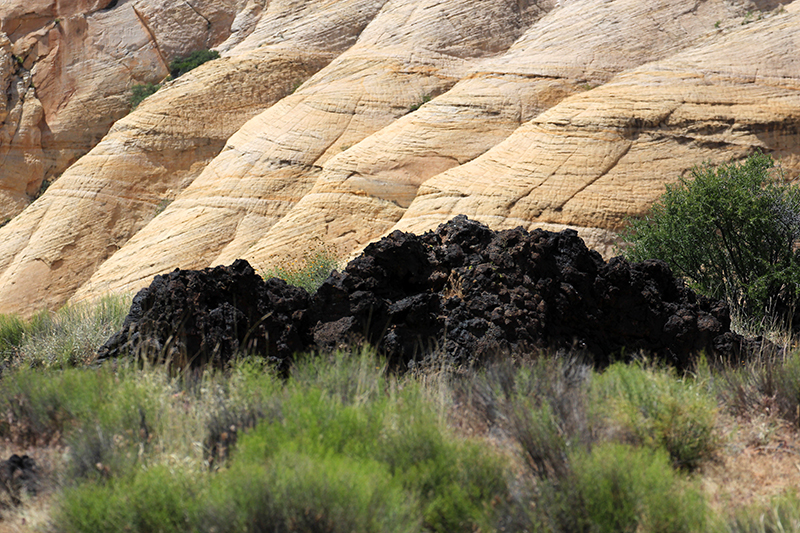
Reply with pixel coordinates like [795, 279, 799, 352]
[53, 351, 508, 533]
[262, 241, 340, 293]
[0, 300, 777, 532]
[565, 442, 707, 533]
[129, 82, 161, 109]
[590, 361, 718, 470]
[623, 152, 800, 328]
[169, 49, 220, 79]
[0, 294, 130, 369]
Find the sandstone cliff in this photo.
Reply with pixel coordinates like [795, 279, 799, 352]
[1, 0, 799, 316]
[0, 0, 249, 222]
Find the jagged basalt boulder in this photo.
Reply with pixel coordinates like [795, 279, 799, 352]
[99, 216, 761, 370]
[0, 454, 37, 507]
[97, 259, 309, 368]
[311, 215, 742, 369]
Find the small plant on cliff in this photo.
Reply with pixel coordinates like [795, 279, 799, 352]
[408, 94, 432, 113]
[262, 240, 340, 293]
[169, 49, 220, 79]
[623, 152, 800, 328]
[130, 82, 161, 109]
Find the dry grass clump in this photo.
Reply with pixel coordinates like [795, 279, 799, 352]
[261, 239, 340, 294]
[0, 295, 131, 370]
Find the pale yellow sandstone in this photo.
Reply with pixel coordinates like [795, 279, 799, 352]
[242, 0, 751, 269]
[391, 4, 800, 256]
[0, 0, 388, 315]
[73, 0, 551, 301]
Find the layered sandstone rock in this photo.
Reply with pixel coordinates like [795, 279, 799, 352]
[0, 0, 387, 316]
[241, 0, 753, 269]
[72, 0, 556, 302]
[390, 2, 800, 256]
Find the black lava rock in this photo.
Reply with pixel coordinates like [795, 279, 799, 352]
[98, 216, 765, 370]
[97, 259, 309, 369]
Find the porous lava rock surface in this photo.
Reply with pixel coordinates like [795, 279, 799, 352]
[98, 216, 756, 370]
[98, 259, 309, 368]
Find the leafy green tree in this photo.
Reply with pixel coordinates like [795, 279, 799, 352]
[169, 49, 220, 79]
[623, 152, 800, 324]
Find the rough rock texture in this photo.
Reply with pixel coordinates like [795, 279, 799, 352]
[390, 2, 800, 256]
[243, 0, 751, 268]
[0, 454, 37, 507]
[98, 259, 309, 368]
[99, 217, 759, 371]
[74, 0, 555, 303]
[2, 0, 800, 317]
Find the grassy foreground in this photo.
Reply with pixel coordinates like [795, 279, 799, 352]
[1, 296, 800, 531]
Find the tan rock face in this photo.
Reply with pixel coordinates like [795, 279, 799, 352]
[1, 0, 800, 316]
[0, 0, 247, 221]
[0, 0, 389, 315]
[391, 3, 800, 256]
[72, 0, 555, 300]
[240, 0, 754, 268]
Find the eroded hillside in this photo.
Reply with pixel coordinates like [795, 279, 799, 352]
[0, 0, 798, 316]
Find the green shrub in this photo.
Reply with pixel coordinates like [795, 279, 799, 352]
[202, 451, 417, 533]
[56, 465, 201, 533]
[169, 49, 220, 78]
[0, 294, 131, 369]
[48, 351, 507, 533]
[590, 362, 718, 470]
[130, 82, 161, 109]
[566, 443, 707, 533]
[0, 362, 170, 478]
[223, 353, 507, 532]
[409, 94, 432, 113]
[623, 152, 800, 326]
[0, 313, 27, 359]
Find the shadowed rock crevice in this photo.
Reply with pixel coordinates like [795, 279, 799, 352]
[98, 216, 762, 370]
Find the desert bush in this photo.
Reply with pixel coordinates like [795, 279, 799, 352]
[0, 294, 130, 369]
[130, 82, 161, 109]
[710, 349, 800, 426]
[563, 443, 707, 533]
[262, 241, 340, 293]
[590, 362, 718, 470]
[169, 49, 220, 78]
[201, 451, 417, 533]
[208, 353, 507, 533]
[0, 365, 164, 477]
[200, 358, 283, 468]
[466, 356, 591, 480]
[46, 350, 507, 533]
[0, 313, 27, 359]
[56, 465, 201, 533]
[623, 152, 800, 326]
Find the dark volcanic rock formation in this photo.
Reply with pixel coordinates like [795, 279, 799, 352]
[98, 260, 309, 368]
[0, 454, 37, 506]
[98, 216, 758, 370]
